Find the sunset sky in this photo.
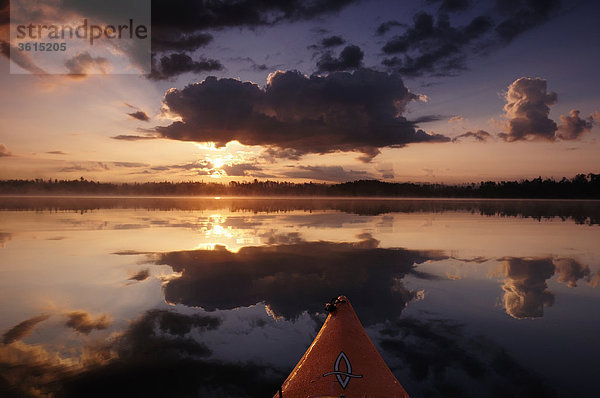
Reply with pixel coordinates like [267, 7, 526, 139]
[0, 0, 599, 184]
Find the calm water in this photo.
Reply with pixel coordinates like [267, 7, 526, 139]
[0, 197, 599, 397]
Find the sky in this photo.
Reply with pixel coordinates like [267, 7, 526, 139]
[0, 0, 599, 184]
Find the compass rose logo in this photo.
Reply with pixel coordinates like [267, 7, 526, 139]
[322, 351, 363, 389]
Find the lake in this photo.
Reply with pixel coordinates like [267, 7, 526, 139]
[0, 197, 599, 397]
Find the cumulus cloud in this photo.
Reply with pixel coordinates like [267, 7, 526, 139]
[65, 311, 112, 334]
[452, 130, 491, 142]
[127, 111, 150, 122]
[501, 257, 555, 319]
[499, 77, 558, 141]
[149, 53, 223, 80]
[556, 110, 594, 140]
[65, 52, 111, 77]
[155, 69, 450, 161]
[499, 78, 594, 142]
[2, 314, 51, 344]
[0, 143, 11, 157]
[316, 45, 364, 72]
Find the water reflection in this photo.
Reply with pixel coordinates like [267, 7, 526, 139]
[143, 236, 445, 325]
[378, 318, 557, 398]
[0, 196, 599, 225]
[0, 198, 599, 397]
[499, 257, 599, 318]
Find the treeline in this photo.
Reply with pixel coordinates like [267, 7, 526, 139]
[0, 174, 599, 198]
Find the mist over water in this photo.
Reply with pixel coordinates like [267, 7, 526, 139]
[0, 198, 598, 397]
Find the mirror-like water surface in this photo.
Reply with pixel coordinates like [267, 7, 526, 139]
[1, 197, 599, 397]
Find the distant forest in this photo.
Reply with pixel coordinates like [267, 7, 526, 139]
[0, 174, 599, 198]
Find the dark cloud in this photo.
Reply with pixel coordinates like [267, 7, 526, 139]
[252, 63, 269, 72]
[151, 237, 446, 325]
[0, 143, 11, 157]
[152, 32, 214, 53]
[495, 0, 561, 42]
[149, 160, 214, 173]
[45, 151, 67, 155]
[410, 114, 445, 123]
[127, 111, 150, 122]
[151, 0, 358, 33]
[149, 0, 358, 77]
[281, 165, 373, 182]
[149, 53, 223, 80]
[110, 134, 159, 141]
[320, 35, 346, 48]
[65, 52, 111, 77]
[499, 77, 558, 141]
[0, 308, 281, 397]
[2, 314, 51, 344]
[1, 41, 49, 75]
[379, 317, 557, 397]
[59, 162, 110, 172]
[376, 20, 404, 36]
[553, 258, 591, 288]
[427, 0, 470, 13]
[155, 69, 451, 161]
[500, 258, 556, 318]
[112, 162, 150, 168]
[381, 12, 492, 76]
[556, 110, 594, 140]
[221, 163, 262, 177]
[381, 0, 561, 77]
[452, 130, 491, 142]
[260, 147, 303, 162]
[128, 269, 150, 282]
[316, 44, 364, 72]
[65, 311, 112, 334]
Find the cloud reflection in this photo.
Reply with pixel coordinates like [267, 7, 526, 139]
[378, 317, 557, 397]
[0, 308, 283, 397]
[499, 257, 596, 318]
[150, 235, 446, 324]
[1, 197, 598, 225]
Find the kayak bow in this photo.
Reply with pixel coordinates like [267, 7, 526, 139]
[275, 296, 410, 398]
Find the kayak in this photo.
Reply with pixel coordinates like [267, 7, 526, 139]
[274, 296, 410, 398]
